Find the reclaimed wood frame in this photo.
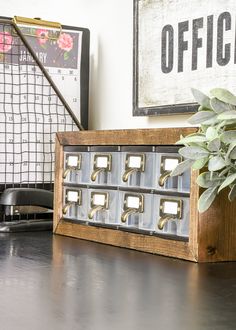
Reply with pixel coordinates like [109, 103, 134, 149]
[53, 128, 236, 262]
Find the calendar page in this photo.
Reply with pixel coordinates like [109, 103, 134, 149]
[0, 20, 89, 187]
[19, 24, 83, 122]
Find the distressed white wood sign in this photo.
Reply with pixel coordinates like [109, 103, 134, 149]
[133, 0, 236, 116]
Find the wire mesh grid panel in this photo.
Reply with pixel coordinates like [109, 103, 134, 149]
[0, 21, 80, 195]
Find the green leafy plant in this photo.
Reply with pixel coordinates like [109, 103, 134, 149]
[171, 88, 236, 213]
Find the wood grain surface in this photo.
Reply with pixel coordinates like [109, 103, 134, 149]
[56, 128, 197, 146]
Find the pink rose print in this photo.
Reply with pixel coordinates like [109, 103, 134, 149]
[57, 33, 73, 52]
[0, 32, 13, 53]
[36, 29, 49, 45]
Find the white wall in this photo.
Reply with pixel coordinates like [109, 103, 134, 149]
[2, 0, 191, 129]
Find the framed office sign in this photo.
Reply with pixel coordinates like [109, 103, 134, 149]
[133, 0, 236, 116]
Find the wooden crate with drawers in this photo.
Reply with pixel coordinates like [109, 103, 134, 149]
[53, 128, 236, 262]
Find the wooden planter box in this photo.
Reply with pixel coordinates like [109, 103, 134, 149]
[53, 128, 236, 262]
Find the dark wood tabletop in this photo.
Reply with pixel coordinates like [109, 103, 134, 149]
[0, 231, 235, 330]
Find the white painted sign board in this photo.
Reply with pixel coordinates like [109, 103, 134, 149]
[133, 0, 236, 116]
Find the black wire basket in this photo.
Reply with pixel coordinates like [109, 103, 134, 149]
[0, 19, 85, 228]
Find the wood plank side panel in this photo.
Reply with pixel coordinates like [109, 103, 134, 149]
[198, 190, 236, 262]
[57, 128, 197, 146]
[55, 221, 196, 262]
[188, 170, 200, 261]
[53, 135, 64, 232]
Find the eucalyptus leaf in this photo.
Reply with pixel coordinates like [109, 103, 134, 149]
[196, 172, 223, 188]
[192, 157, 209, 170]
[201, 115, 219, 126]
[228, 184, 236, 201]
[225, 142, 236, 161]
[173, 87, 236, 212]
[208, 138, 221, 152]
[230, 148, 236, 159]
[222, 121, 236, 129]
[191, 88, 211, 108]
[179, 146, 209, 160]
[198, 186, 218, 213]
[176, 134, 207, 145]
[210, 97, 231, 113]
[220, 130, 236, 144]
[223, 121, 236, 129]
[200, 125, 208, 133]
[188, 111, 215, 125]
[218, 111, 236, 121]
[206, 127, 218, 140]
[210, 88, 236, 105]
[170, 159, 194, 177]
[219, 167, 230, 177]
[216, 120, 227, 130]
[187, 142, 207, 148]
[218, 173, 236, 192]
[229, 104, 236, 110]
[228, 145, 236, 163]
[208, 156, 225, 171]
[224, 156, 232, 166]
[198, 105, 211, 111]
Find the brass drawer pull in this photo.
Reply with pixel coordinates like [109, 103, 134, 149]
[62, 203, 73, 215]
[158, 198, 183, 231]
[121, 208, 138, 223]
[91, 154, 112, 182]
[63, 168, 71, 179]
[88, 192, 109, 220]
[157, 215, 173, 230]
[62, 190, 82, 215]
[158, 156, 182, 186]
[122, 154, 145, 182]
[121, 193, 144, 223]
[63, 154, 81, 179]
[91, 168, 105, 182]
[122, 168, 138, 182]
[158, 170, 171, 187]
[88, 205, 105, 219]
